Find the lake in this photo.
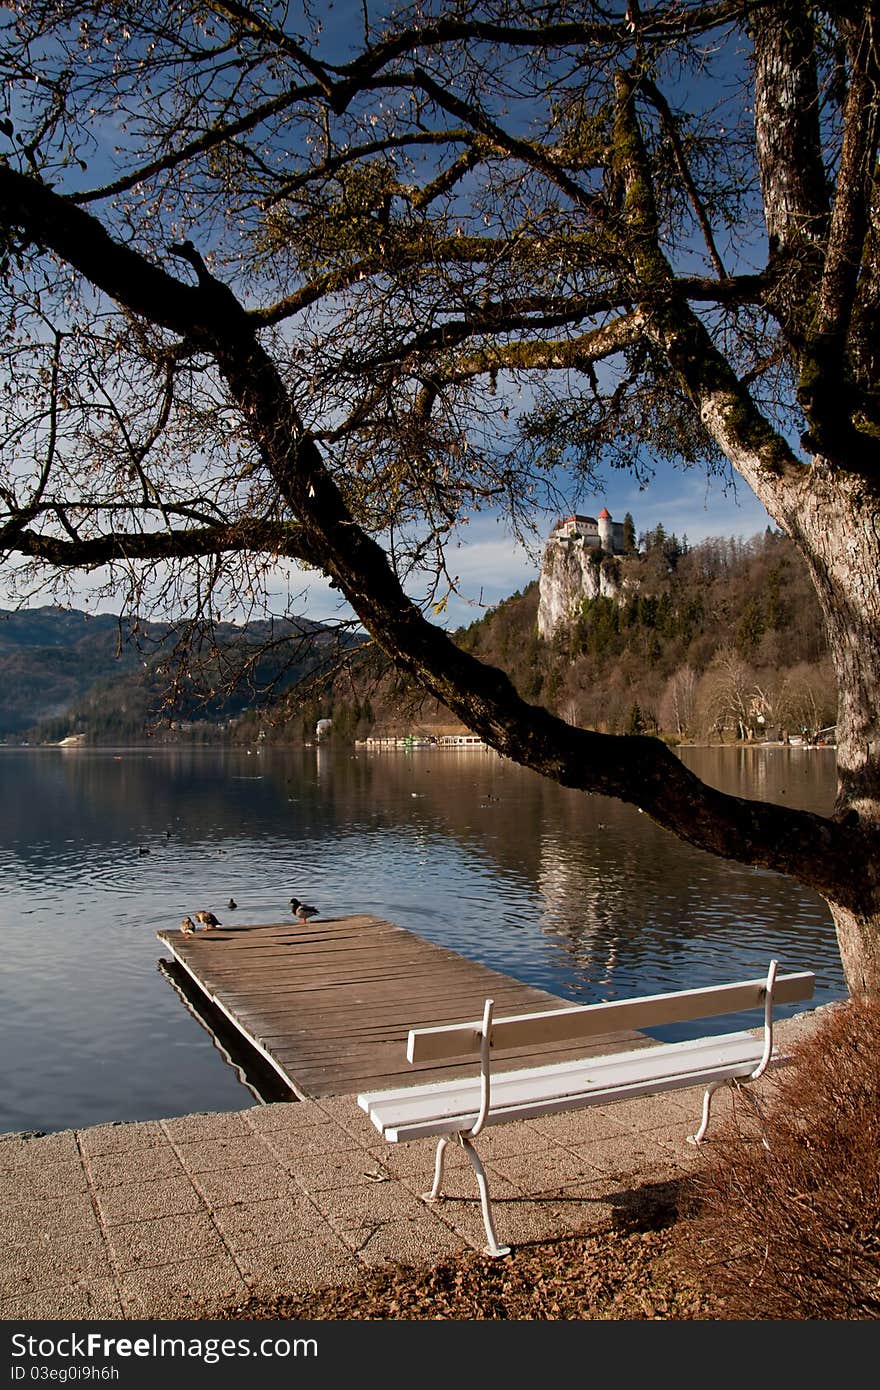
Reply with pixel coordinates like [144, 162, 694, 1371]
[0, 742, 844, 1136]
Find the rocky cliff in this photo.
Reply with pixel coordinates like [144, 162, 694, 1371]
[536, 538, 624, 639]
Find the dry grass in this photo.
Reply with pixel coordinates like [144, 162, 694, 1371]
[669, 996, 880, 1319]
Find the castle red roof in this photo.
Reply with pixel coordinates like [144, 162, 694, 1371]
[598, 507, 611, 519]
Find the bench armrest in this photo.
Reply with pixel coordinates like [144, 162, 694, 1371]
[470, 998, 495, 1137]
[750, 958, 778, 1080]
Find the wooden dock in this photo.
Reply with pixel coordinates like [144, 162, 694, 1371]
[157, 915, 648, 1100]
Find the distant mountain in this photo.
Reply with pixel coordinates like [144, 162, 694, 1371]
[0, 606, 347, 741]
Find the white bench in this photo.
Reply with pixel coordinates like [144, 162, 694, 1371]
[358, 961, 815, 1256]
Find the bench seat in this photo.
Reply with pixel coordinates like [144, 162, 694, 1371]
[359, 1029, 781, 1141]
[358, 962, 815, 1257]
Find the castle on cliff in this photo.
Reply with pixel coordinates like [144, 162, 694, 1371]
[537, 508, 631, 640]
[549, 508, 627, 553]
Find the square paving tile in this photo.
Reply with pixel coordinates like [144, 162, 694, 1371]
[106, 1209, 227, 1273]
[347, 1215, 468, 1267]
[612, 1093, 700, 1130]
[260, 1123, 364, 1163]
[402, 1166, 522, 1205]
[85, 1146, 184, 1190]
[564, 1131, 672, 1179]
[0, 1278, 124, 1320]
[487, 1145, 599, 1194]
[95, 1175, 206, 1226]
[469, 1123, 552, 1160]
[161, 1110, 254, 1143]
[0, 1159, 89, 1202]
[310, 1176, 427, 1229]
[237, 1232, 363, 1293]
[0, 1193, 101, 1240]
[173, 1134, 276, 1174]
[288, 1146, 391, 1193]
[245, 1100, 332, 1133]
[362, 1139, 443, 1181]
[77, 1121, 167, 1157]
[0, 1130, 81, 1169]
[0, 1228, 113, 1298]
[210, 1194, 327, 1252]
[119, 1251, 248, 1319]
[315, 1097, 385, 1143]
[193, 1162, 298, 1209]
[529, 1106, 630, 1143]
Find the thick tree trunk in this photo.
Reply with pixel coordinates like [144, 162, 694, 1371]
[776, 464, 880, 993]
[789, 481, 880, 819]
[828, 903, 880, 1000]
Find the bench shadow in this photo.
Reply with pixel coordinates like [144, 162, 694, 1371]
[436, 1176, 686, 1253]
[602, 1177, 684, 1232]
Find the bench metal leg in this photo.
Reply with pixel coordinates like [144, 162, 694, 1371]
[688, 1081, 723, 1145]
[459, 1135, 511, 1258]
[420, 1133, 511, 1257]
[421, 1135, 450, 1203]
[688, 1078, 773, 1149]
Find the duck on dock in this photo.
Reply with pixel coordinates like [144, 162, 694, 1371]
[195, 910, 221, 930]
[290, 897, 319, 923]
[180, 916, 196, 935]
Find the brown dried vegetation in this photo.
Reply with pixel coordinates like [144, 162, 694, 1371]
[213, 1185, 722, 1322]
[670, 996, 880, 1319]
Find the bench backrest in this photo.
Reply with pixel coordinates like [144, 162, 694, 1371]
[406, 968, 816, 1064]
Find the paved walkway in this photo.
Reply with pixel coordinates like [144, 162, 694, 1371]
[0, 1014, 818, 1321]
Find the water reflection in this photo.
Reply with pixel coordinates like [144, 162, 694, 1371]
[679, 743, 837, 814]
[0, 744, 844, 1134]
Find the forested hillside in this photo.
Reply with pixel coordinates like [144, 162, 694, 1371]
[453, 528, 834, 741]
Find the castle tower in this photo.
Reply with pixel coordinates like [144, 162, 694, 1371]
[597, 507, 614, 552]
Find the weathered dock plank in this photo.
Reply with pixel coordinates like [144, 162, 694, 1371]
[157, 915, 648, 1100]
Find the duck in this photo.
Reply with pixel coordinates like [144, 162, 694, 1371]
[180, 915, 196, 935]
[195, 910, 221, 930]
[227, 898, 237, 910]
[289, 897, 319, 923]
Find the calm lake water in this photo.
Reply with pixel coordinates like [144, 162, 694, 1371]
[0, 743, 844, 1136]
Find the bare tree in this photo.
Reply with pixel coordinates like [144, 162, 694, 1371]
[777, 662, 839, 740]
[659, 665, 698, 740]
[1, 2, 880, 992]
[696, 649, 756, 742]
